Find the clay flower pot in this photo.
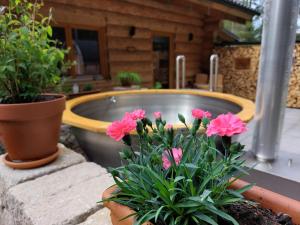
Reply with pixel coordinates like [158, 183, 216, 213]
[103, 180, 300, 225]
[102, 186, 153, 225]
[0, 94, 66, 169]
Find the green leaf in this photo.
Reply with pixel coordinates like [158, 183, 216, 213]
[206, 205, 239, 225]
[174, 176, 185, 183]
[236, 183, 254, 194]
[194, 213, 218, 225]
[154, 206, 165, 222]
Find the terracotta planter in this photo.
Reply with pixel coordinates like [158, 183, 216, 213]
[102, 186, 153, 225]
[103, 180, 300, 225]
[0, 94, 66, 169]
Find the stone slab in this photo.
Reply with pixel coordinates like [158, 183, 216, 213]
[0, 144, 86, 191]
[0, 207, 15, 225]
[78, 208, 112, 225]
[4, 162, 114, 225]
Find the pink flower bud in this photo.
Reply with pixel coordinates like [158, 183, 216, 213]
[153, 111, 162, 119]
[192, 108, 212, 119]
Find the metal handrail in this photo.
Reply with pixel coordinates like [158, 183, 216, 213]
[209, 54, 219, 92]
[176, 55, 186, 89]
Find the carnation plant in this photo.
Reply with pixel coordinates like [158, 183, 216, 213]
[0, 0, 70, 103]
[103, 108, 252, 225]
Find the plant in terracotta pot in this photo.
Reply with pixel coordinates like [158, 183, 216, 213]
[114, 71, 141, 90]
[0, 0, 70, 169]
[102, 110, 299, 225]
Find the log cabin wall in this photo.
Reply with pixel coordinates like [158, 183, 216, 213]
[201, 18, 221, 73]
[42, 0, 212, 89]
[215, 44, 300, 108]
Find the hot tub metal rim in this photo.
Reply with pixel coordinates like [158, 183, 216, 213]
[62, 89, 255, 133]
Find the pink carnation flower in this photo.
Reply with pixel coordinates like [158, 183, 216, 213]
[162, 148, 183, 169]
[106, 117, 136, 141]
[192, 108, 212, 119]
[125, 109, 146, 120]
[206, 113, 247, 137]
[166, 124, 173, 129]
[153, 111, 162, 119]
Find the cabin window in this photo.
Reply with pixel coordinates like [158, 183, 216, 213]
[51, 27, 67, 49]
[72, 28, 101, 76]
[50, 26, 108, 79]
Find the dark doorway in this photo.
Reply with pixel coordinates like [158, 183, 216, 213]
[153, 36, 170, 88]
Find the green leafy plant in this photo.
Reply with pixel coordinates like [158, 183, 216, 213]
[0, 0, 70, 103]
[82, 83, 93, 92]
[117, 71, 141, 87]
[153, 81, 162, 89]
[103, 109, 252, 225]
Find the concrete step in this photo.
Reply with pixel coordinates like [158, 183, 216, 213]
[78, 208, 112, 225]
[0, 145, 114, 225]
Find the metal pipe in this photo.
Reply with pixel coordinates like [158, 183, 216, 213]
[252, 0, 299, 161]
[209, 54, 219, 92]
[214, 55, 219, 91]
[182, 56, 186, 89]
[176, 55, 186, 89]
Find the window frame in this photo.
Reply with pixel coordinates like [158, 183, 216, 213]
[51, 24, 109, 79]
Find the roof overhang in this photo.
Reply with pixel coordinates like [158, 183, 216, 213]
[187, 0, 259, 21]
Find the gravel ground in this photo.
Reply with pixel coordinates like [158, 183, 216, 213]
[59, 125, 88, 159]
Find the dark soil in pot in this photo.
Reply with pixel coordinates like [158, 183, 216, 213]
[151, 202, 294, 225]
[1, 94, 61, 104]
[222, 202, 294, 225]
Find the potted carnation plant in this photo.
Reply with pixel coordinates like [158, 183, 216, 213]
[102, 109, 300, 225]
[0, 0, 70, 169]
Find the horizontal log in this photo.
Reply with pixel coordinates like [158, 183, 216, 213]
[43, 4, 106, 27]
[48, 0, 204, 27]
[124, 0, 203, 19]
[107, 25, 151, 39]
[175, 43, 202, 54]
[108, 37, 152, 51]
[110, 61, 153, 75]
[107, 13, 203, 35]
[109, 50, 153, 62]
[175, 33, 203, 44]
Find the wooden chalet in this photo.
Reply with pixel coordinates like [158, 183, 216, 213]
[35, 1, 259, 91]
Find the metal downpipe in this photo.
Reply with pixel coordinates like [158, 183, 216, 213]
[252, 0, 299, 161]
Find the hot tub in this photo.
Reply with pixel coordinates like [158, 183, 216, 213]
[63, 89, 255, 167]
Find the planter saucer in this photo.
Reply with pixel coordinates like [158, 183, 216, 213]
[2, 148, 60, 169]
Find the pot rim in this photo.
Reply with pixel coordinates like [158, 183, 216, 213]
[0, 93, 66, 121]
[63, 89, 255, 133]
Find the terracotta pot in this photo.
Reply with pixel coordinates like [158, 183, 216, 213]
[230, 179, 300, 224]
[103, 180, 300, 225]
[0, 94, 66, 168]
[102, 186, 153, 225]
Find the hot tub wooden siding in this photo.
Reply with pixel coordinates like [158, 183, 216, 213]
[37, 0, 255, 89]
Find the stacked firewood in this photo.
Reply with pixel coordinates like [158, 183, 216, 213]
[287, 45, 300, 107]
[215, 44, 300, 108]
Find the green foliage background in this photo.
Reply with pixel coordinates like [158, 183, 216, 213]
[117, 71, 142, 87]
[0, 0, 70, 103]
